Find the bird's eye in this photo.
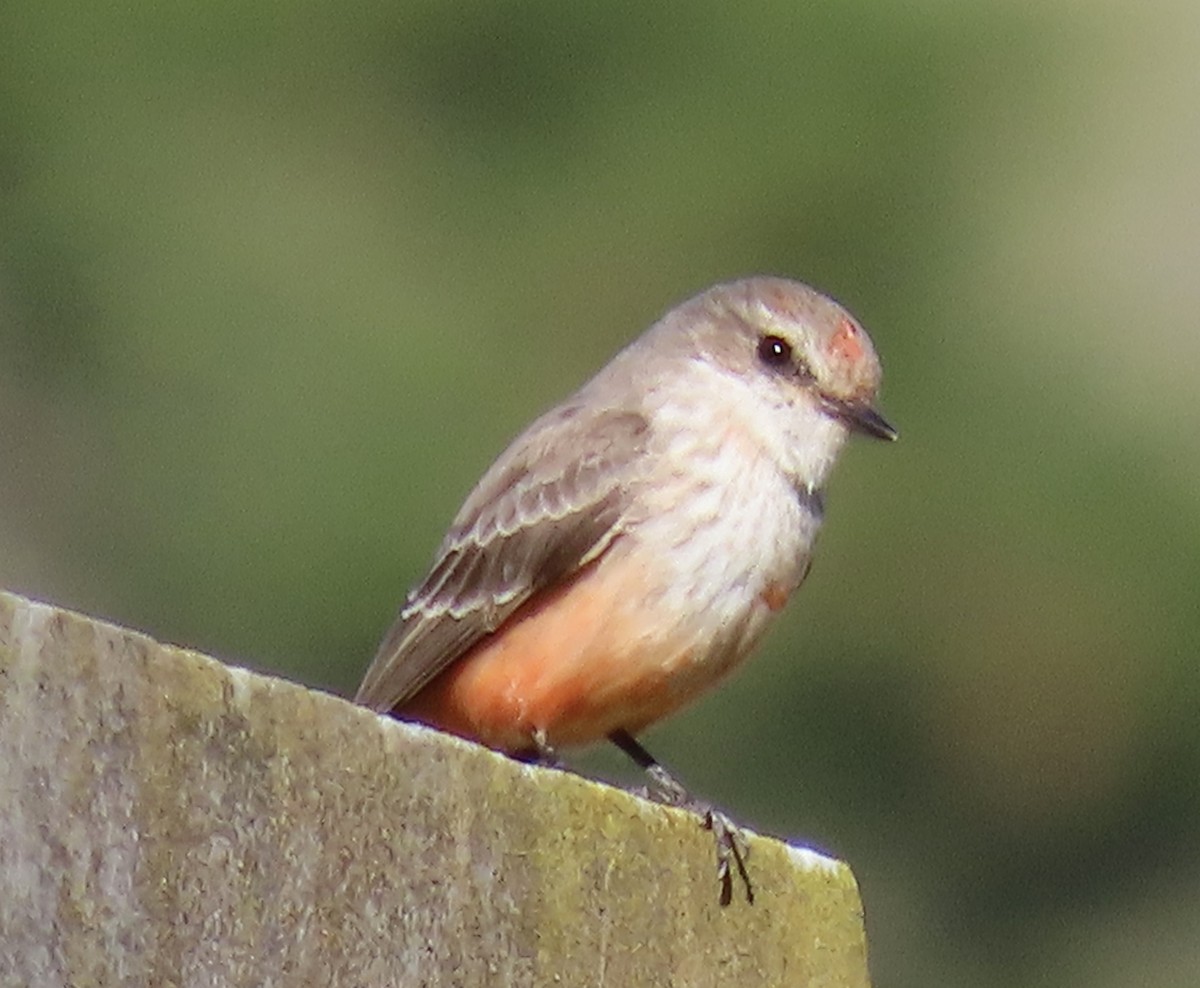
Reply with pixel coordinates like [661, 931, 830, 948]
[757, 335, 792, 367]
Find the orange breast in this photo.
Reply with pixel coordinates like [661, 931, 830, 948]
[399, 552, 708, 753]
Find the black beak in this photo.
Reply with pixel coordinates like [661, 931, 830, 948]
[822, 396, 899, 441]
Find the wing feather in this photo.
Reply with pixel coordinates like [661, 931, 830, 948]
[355, 405, 650, 712]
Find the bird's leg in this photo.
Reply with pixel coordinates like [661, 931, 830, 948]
[608, 729, 753, 906]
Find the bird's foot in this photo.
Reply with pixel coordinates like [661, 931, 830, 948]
[702, 805, 754, 907]
[519, 728, 566, 769]
[611, 731, 754, 906]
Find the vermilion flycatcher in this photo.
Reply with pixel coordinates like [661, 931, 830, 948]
[357, 277, 896, 903]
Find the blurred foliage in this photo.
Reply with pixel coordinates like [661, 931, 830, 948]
[2, 2, 1199, 986]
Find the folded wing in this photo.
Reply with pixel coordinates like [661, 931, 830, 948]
[355, 406, 651, 712]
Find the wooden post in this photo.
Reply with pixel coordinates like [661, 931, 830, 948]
[0, 590, 871, 986]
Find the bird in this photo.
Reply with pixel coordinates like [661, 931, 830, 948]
[356, 276, 896, 903]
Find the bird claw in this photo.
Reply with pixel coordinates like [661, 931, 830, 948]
[704, 807, 754, 906]
[643, 766, 754, 905]
[524, 728, 567, 769]
[608, 730, 754, 906]
[644, 764, 689, 806]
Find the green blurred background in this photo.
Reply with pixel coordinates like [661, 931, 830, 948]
[2, 1, 1198, 984]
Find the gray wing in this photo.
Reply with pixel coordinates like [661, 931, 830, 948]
[354, 405, 651, 712]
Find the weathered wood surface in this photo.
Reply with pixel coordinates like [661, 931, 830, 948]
[0, 590, 871, 987]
